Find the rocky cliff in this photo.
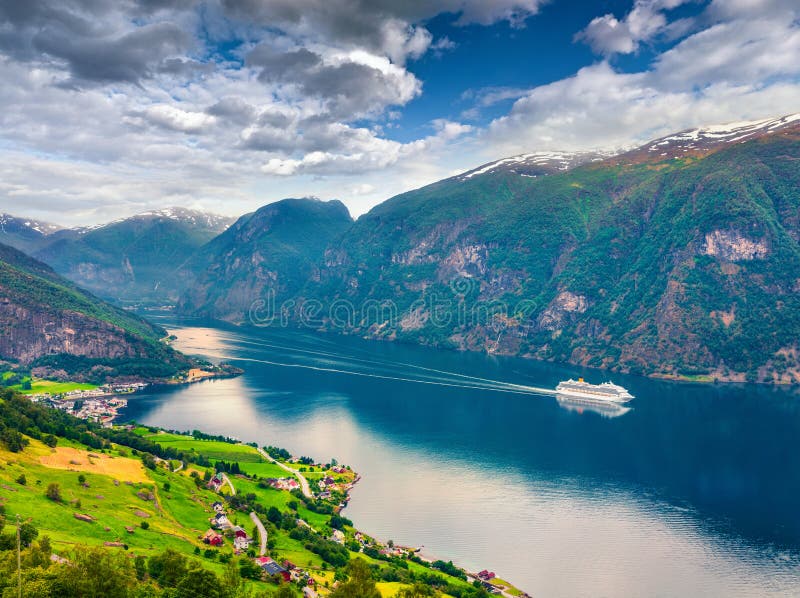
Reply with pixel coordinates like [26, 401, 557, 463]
[0, 242, 180, 372]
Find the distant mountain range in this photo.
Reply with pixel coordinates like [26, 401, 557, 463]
[7, 114, 800, 383]
[0, 207, 235, 305]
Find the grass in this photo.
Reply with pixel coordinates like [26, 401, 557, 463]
[236, 461, 290, 479]
[145, 433, 263, 462]
[26, 379, 99, 394]
[377, 581, 405, 597]
[0, 372, 98, 395]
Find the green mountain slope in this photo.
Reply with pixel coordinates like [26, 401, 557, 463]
[178, 198, 353, 321]
[33, 208, 234, 305]
[171, 119, 800, 383]
[0, 242, 186, 378]
[302, 123, 800, 383]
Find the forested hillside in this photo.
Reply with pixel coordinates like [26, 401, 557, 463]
[0, 242, 188, 380]
[177, 119, 800, 383]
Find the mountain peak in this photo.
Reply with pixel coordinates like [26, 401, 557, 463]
[456, 150, 614, 181]
[131, 207, 235, 232]
[619, 113, 800, 163]
[0, 213, 62, 235]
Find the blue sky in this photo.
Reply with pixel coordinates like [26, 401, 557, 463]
[0, 0, 797, 225]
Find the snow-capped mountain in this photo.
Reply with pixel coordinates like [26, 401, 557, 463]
[133, 207, 235, 232]
[0, 213, 62, 253]
[455, 113, 800, 182]
[457, 150, 614, 181]
[0, 213, 61, 236]
[619, 113, 800, 162]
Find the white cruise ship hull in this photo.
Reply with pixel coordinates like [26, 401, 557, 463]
[555, 389, 633, 404]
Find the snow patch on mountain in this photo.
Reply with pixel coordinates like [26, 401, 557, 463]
[640, 114, 800, 157]
[0, 214, 61, 236]
[458, 150, 614, 181]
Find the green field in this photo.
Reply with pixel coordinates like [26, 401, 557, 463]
[145, 432, 264, 462]
[1, 371, 98, 395]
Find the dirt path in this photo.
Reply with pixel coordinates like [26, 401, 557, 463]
[220, 473, 236, 496]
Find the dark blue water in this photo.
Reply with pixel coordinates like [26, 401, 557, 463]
[123, 319, 800, 596]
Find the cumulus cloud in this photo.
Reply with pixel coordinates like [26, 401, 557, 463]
[0, 1, 194, 85]
[575, 0, 693, 56]
[488, 0, 800, 156]
[0, 0, 798, 225]
[220, 0, 546, 62]
[144, 104, 216, 133]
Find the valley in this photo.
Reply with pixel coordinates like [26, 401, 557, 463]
[7, 115, 799, 384]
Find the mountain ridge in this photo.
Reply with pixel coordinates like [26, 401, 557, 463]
[175, 114, 800, 384]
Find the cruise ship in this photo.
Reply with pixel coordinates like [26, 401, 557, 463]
[555, 378, 634, 404]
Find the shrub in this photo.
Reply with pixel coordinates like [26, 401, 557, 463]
[46, 482, 62, 502]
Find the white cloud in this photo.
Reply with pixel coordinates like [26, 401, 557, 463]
[576, 0, 693, 56]
[0, 0, 798, 227]
[144, 104, 217, 133]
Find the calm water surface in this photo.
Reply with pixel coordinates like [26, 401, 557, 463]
[123, 318, 800, 597]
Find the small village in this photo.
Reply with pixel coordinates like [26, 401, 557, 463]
[196, 450, 525, 597]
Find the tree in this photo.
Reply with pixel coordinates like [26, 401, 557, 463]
[175, 567, 225, 598]
[394, 583, 436, 597]
[43, 434, 58, 448]
[274, 585, 297, 597]
[134, 555, 147, 581]
[46, 483, 62, 502]
[50, 546, 137, 598]
[1, 428, 28, 452]
[19, 522, 38, 547]
[239, 557, 263, 581]
[16, 474, 26, 485]
[140, 521, 149, 530]
[329, 559, 381, 598]
[267, 506, 282, 525]
[78, 474, 86, 485]
[147, 548, 188, 587]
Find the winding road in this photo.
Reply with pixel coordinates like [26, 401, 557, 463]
[249, 512, 267, 556]
[256, 447, 312, 498]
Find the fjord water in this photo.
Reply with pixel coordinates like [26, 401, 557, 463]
[124, 319, 800, 596]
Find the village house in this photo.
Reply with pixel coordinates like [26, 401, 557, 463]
[266, 477, 300, 491]
[211, 512, 232, 530]
[254, 557, 290, 582]
[207, 474, 224, 491]
[330, 529, 345, 544]
[232, 526, 252, 551]
[201, 529, 224, 546]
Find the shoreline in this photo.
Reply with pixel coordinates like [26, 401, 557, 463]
[170, 313, 800, 387]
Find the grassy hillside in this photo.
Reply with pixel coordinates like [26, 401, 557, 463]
[0, 390, 501, 597]
[0, 243, 165, 342]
